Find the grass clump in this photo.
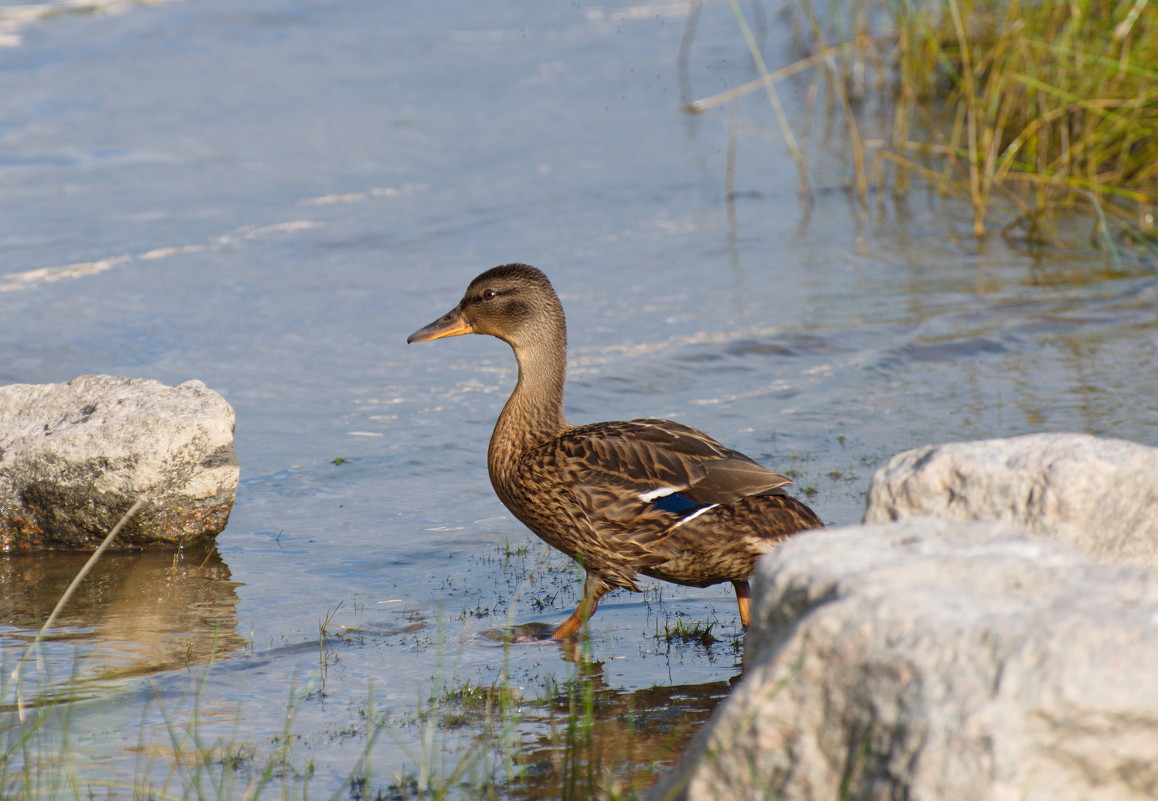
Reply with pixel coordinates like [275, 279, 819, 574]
[699, 0, 1158, 248]
[653, 613, 720, 652]
[875, 0, 1157, 241]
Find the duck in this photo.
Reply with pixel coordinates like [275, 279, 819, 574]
[407, 264, 823, 639]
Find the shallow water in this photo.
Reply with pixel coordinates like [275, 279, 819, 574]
[0, 0, 1155, 796]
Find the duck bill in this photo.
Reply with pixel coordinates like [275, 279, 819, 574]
[407, 308, 474, 343]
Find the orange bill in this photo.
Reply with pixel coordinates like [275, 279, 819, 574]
[407, 308, 474, 343]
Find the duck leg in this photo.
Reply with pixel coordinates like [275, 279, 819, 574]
[733, 579, 752, 628]
[552, 573, 608, 639]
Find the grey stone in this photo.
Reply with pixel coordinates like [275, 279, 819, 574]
[0, 375, 238, 549]
[649, 519, 1158, 801]
[864, 433, 1158, 567]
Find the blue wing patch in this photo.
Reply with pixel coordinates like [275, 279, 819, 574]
[649, 491, 703, 515]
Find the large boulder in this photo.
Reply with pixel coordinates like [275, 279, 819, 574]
[0, 375, 238, 550]
[648, 519, 1158, 801]
[864, 433, 1158, 567]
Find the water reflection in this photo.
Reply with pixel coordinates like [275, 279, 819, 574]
[508, 656, 731, 799]
[0, 546, 244, 705]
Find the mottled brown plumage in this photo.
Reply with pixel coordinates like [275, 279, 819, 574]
[408, 264, 823, 638]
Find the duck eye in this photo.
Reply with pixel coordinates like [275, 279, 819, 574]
[483, 289, 497, 300]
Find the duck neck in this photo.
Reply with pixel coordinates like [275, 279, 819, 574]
[490, 332, 569, 468]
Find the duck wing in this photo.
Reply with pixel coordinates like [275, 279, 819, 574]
[555, 418, 792, 509]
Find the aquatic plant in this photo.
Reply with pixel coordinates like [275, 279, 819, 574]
[694, 0, 1157, 249]
[655, 613, 720, 651]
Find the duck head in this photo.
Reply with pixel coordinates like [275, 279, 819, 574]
[406, 263, 566, 350]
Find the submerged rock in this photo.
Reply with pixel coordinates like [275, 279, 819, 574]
[649, 519, 1158, 801]
[864, 432, 1158, 567]
[0, 375, 238, 550]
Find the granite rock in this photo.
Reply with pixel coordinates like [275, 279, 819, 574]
[0, 375, 238, 549]
[649, 519, 1158, 801]
[864, 433, 1158, 566]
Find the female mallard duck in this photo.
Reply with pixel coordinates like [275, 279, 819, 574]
[408, 264, 823, 639]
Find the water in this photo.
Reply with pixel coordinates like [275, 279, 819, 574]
[0, 0, 1155, 796]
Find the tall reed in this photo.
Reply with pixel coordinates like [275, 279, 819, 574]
[877, 0, 1157, 240]
[698, 0, 1157, 246]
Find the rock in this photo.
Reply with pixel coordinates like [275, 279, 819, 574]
[648, 520, 1158, 801]
[864, 433, 1158, 567]
[0, 375, 238, 550]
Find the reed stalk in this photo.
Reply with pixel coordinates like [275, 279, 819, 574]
[7, 498, 145, 720]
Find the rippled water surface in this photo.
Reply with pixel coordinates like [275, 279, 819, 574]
[1, 0, 1155, 797]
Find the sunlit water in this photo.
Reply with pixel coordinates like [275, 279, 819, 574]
[0, 0, 1155, 796]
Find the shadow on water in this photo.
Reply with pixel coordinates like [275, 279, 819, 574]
[0, 545, 245, 706]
